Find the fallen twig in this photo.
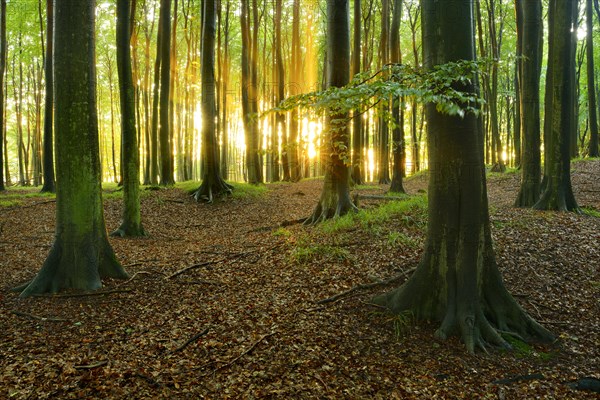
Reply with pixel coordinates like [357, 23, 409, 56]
[317, 268, 416, 305]
[279, 218, 306, 227]
[167, 247, 278, 279]
[20, 199, 56, 209]
[11, 310, 68, 322]
[173, 328, 210, 353]
[74, 360, 108, 370]
[165, 199, 185, 204]
[38, 289, 133, 298]
[118, 271, 166, 286]
[215, 332, 277, 372]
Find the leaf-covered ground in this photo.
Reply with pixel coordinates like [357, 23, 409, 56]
[1, 160, 599, 399]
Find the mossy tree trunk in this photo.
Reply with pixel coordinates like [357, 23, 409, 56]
[0, 0, 5, 191]
[112, 0, 145, 237]
[305, 0, 358, 224]
[534, 0, 579, 211]
[514, 0, 542, 207]
[374, 0, 554, 353]
[377, 0, 391, 185]
[20, 0, 129, 297]
[192, 0, 232, 202]
[40, 0, 54, 193]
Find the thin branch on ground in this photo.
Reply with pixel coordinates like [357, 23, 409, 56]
[118, 271, 166, 286]
[317, 268, 417, 305]
[214, 332, 277, 372]
[35, 289, 133, 298]
[11, 310, 68, 322]
[73, 361, 109, 370]
[173, 328, 210, 353]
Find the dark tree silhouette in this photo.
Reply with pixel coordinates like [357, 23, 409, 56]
[192, 0, 233, 202]
[40, 0, 54, 193]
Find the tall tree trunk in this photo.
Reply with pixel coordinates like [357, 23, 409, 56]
[275, 0, 289, 182]
[535, 0, 579, 211]
[112, 0, 145, 237]
[515, 0, 543, 207]
[586, 0, 599, 157]
[0, 0, 5, 191]
[378, 0, 391, 184]
[192, 0, 232, 202]
[20, 0, 128, 297]
[289, 0, 301, 181]
[389, 0, 405, 193]
[375, 0, 554, 353]
[150, 11, 162, 185]
[159, 0, 174, 185]
[220, 0, 230, 180]
[351, 0, 363, 184]
[40, 0, 54, 192]
[305, 0, 358, 224]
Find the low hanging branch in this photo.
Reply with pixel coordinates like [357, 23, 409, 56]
[317, 267, 416, 305]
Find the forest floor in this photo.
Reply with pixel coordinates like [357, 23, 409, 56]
[1, 160, 599, 399]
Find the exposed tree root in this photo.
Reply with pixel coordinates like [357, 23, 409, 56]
[303, 197, 358, 225]
[110, 223, 146, 238]
[192, 178, 233, 203]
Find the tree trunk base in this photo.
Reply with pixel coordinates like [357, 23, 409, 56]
[19, 239, 129, 297]
[304, 196, 358, 225]
[111, 223, 146, 238]
[373, 259, 555, 354]
[192, 178, 233, 203]
[389, 177, 406, 193]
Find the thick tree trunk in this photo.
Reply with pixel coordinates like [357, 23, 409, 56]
[150, 16, 161, 185]
[305, 0, 358, 224]
[514, 0, 542, 207]
[377, 0, 391, 185]
[192, 0, 232, 202]
[375, 0, 553, 353]
[289, 0, 301, 181]
[112, 0, 145, 237]
[20, 0, 128, 297]
[534, 0, 579, 211]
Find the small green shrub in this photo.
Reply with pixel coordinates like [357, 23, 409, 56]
[292, 244, 350, 264]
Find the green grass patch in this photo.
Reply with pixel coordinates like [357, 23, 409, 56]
[272, 227, 292, 238]
[291, 244, 350, 264]
[176, 181, 268, 200]
[386, 232, 419, 249]
[0, 199, 22, 208]
[581, 207, 600, 218]
[319, 194, 428, 236]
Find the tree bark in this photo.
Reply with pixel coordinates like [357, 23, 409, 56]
[586, 0, 599, 157]
[534, 0, 579, 211]
[159, 0, 174, 185]
[351, 0, 362, 185]
[514, 0, 543, 207]
[192, 0, 232, 202]
[377, 0, 391, 185]
[374, 0, 553, 353]
[305, 0, 358, 224]
[20, 0, 129, 297]
[112, 0, 145, 237]
[0, 0, 5, 191]
[389, 0, 405, 193]
[39, 0, 54, 192]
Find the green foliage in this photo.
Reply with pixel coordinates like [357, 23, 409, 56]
[176, 181, 268, 200]
[272, 227, 292, 238]
[371, 309, 415, 339]
[0, 199, 22, 208]
[581, 207, 600, 218]
[386, 232, 419, 250]
[319, 194, 427, 235]
[291, 244, 351, 264]
[272, 61, 486, 120]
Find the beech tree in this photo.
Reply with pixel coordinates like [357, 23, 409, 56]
[19, 0, 129, 297]
[514, 0, 543, 207]
[534, 0, 579, 211]
[192, 0, 232, 202]
[40, 0, 54, 193]
[374, 0, 554, 352]
[112, 0, 145, 237]
[0, 0, 5, 191]
[389, 0, 405, 193]
[586, 0, 599, 157]
[305, 0, 357, 224]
